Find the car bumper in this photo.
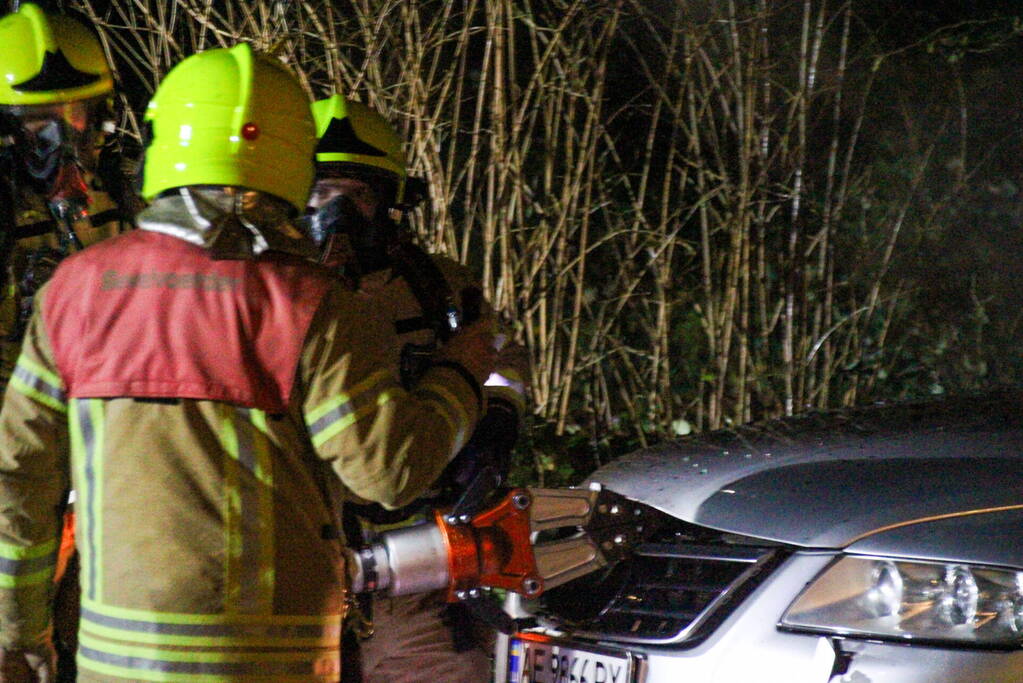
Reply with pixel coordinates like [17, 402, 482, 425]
[496, 552, 1023, 683]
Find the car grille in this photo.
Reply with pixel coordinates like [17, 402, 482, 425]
[541, 533, 783, 646]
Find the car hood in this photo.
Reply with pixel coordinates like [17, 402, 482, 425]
[587, 390, 1023, 553]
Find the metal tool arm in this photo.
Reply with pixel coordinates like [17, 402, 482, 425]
[348, 483, 648, 600]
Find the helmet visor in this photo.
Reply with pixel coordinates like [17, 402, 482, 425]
[314, 161, 398, 208]
[4, 98, 106, 133]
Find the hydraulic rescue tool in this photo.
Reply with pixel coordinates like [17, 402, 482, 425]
[346, 484, 652, 632]
[303, 191, 647, 630]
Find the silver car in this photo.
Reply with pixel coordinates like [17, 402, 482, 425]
[496, 390, 1023, 682]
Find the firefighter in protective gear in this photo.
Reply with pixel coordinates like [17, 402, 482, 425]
[306, 93, 527, 683]
[0, 43, 495, 683]
[0, 2, 134, 392]
[0, 5, 135, 681]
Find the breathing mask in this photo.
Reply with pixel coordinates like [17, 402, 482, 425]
[6, 98, 108, 208]
[300, 193, 398, 276]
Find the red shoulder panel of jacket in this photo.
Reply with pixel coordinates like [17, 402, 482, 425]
[42, 229, 333, 412]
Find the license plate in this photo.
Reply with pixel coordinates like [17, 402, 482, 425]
[507, 634, 638, 683]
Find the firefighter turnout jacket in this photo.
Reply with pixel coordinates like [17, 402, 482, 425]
[0, 204, 485, 681]
[353, 253, 527, 683]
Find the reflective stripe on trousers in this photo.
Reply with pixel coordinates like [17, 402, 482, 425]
[78, 598, 343, 681]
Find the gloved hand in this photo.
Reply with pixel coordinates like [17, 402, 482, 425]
[437, 397, 520, 513]
[486, 340, 530, 414]
[445, 397, 520, 492]
[495, 340, 529, 382]
[0, 642, 56, 683]
[435, 313, 498, 389]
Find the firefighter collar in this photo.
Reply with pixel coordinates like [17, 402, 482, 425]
[137, 187, 318, 260]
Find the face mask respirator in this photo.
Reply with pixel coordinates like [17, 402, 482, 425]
[22, 108, 95, 187]
[299, 193, 397, 277]
[8, 100, 108, 244]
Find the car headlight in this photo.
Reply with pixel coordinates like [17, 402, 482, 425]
[780, 556, 1023, 647]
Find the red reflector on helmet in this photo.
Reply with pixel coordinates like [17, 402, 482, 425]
[241, 122, 260, 140]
